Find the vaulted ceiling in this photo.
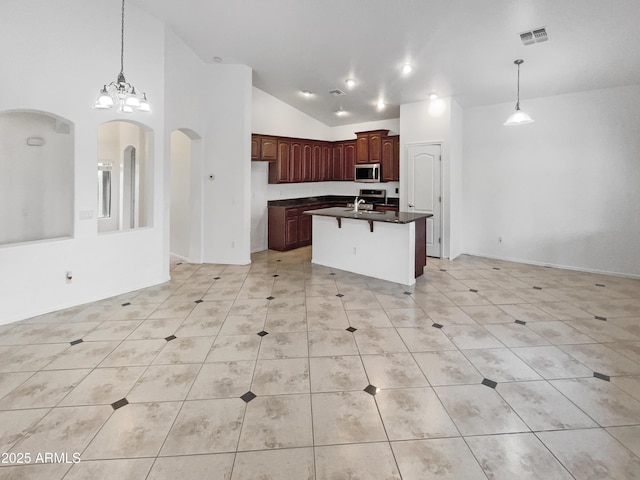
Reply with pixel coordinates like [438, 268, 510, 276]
[131, 0, 640, 126]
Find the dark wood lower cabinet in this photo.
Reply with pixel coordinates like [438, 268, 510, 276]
[269, 206, 314, 251]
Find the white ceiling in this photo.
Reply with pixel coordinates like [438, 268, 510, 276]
[131, 0, 640, 126]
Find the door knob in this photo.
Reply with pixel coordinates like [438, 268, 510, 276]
[408, 203, 414, 208]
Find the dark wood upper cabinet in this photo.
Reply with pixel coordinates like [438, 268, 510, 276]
[355, 130, 389, 164]
[302, 142, 313, 182]
[312, 142, 322, 182]
[289, 140, 303, 183]
[332, 143, 344, 181]
[321, 143, 332, 181]
[251, 136, 260, 160]
[343, 141, 356, 181]
[268, 139, 290, 183]
[260, 136, 278, 161]
[381, 135, 399, 182]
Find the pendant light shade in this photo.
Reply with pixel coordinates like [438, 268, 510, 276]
[94, 0, 150, 113]
[504, 59, 533, 126]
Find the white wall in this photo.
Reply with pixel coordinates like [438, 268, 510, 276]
[0, 0, 166, 324]
[462, 84, 640, 277]
[165, 30, 252, 265]
[400, 97, 463, 259]
[170, 130, 191, 259]
[251, 87, 400, 252]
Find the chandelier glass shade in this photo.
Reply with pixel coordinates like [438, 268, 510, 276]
[94, 0, 150, 113]
[504, 59, 533, 126]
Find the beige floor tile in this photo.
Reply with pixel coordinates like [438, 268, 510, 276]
[0, 463, 71, 480]
[376, 387, 458, 440]
[560, 344, 640, 375]
[0, 409, 49, 452]
[233, 448, 314, 480]
[497, 380, 597, 430]
[309, 355, 368, 392]
[127, 364, 200, 402]
[251, 358, 309, 395]
[43, 341, 119, 370]
[424, 306, 477, 325]
[435, 384, 529, 435]
[566, 318, 640, 343]
[315, 443, 400, 480]
[308, 330, 359, 357]
[346, 309, 393, 328]
[441, 325, 504, 350]
[391, 438, 487, 480]
[0, 344, 72, 373]
[534, 301, 592, 320]
[512, 345, 593, 379]
[605, 341, 640, 363]
[414, 350, 483, 386]
[361, 353, 428, 388]
[0, 369, 90, 409]
[538, 428, 640, 480]
[238, 394, 312, 450]
[99, 339, 166, 367]
[63, 459, 155, 480]
[218, 314, 266, 335]
[526, 320, 596, 345]
[59, 366, 145, 406]
[606, 425, 640, 457]
[127, 319, 185, 340]
[611, 375, 640, 400]
[188, 361, 255, 399]
[0, 372, 34, 399]
[160, 399, 245, 455]
[206, 334, 261, 362]
[264, 312, 307, 332]
[483, 323, 550, 347]
[258, 332, 309, 359]
[152, 336, 215, 364]
[353, 328, 408, 354]
[83, 402, 182, 459]
[461, 305, 515, 324]
[82, 320, 143, 341]
[396, 327, 457, 352]
[466, 433, 573, 480]
[498, 303, 553, 322]
[173, 316, 224, 337]
[385, 308, 431, 328]
[147, 454, 234, 480]
[463, 348, 542, 382]
[550, 378, 640, 426]
[311, 391, 386, 445]
[306, 309, 350, 331]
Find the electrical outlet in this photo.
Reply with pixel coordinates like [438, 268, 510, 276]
[499, 236, 503, 243]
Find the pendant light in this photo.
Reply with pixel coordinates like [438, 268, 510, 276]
[94, 0, 150, 113]
[504, 59, 533, 125]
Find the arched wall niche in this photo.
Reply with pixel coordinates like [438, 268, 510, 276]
[0, 109, 74, 246]
[170, 127, 203, 262]
[97, 120, 154, 233]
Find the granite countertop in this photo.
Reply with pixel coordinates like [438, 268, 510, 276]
[303, 207, 432, 224]
[268, 195, 399, 208]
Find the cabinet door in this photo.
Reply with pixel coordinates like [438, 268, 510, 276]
[381, 136, 394, 182]
[285, 216, 298, 248]
[343, 141, 356, 180]
[356, 134, 369, 164]
[312, 143, 322, 182]
[393, 135, 399, 181]
[261, 137, 278, 161]
[268, 140, 290, 183]
[369, 131, 383, 162]
[321, 143, 332, 181]
[298, 213, 311, 246]
[302, 142, 313, 182]
[251, 135, 260, 161]
[332, 143, 344, 181]
[290, 140, 303, 183]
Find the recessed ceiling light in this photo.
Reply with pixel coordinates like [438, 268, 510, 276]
[335, 109, 347, 116]
[301, 90, 312, 97]
[402, 63, 413, 74]
[377, 99, 386, 110]
[213, 56, 222, 63]
[345, 78, 356, 88]
[429, 93, 438, 100]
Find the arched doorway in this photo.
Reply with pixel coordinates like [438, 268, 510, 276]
[170, 128, 203, 262]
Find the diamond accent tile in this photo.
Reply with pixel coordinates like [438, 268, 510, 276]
[70, 339, 83, 346]
[165, 335, 177, 342]
[240, 391, 257, 403]
[346, 327, 357, 333]
[595, 283, 605, 287]
[403, 291, 412, 296]
[329, 272, 336, 276]
[272, 274, 279, 277]
[194, 299, 204, 304]
[266, 296, 275, 301]
[481, 378, 498, 389]
[214, 276, 221, 280]
[593, 372, 611, 381]
[111, 398, 129, 410]
[533, 286, 542, 290]
[364, 384, 380, 396]
[595, 315, 607, 321]
[469, 289, 478, 293]
[257, 331, 269, 337]
[336, 294, 344, 298]
[515, 319, 527, 325]
[432, 323, 443, 329]
[493, 267, 500, 270]
[440, 269, 447, 272]
[121, 302, 131, 307]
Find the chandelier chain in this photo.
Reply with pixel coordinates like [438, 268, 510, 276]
[120, 0, 125, 75]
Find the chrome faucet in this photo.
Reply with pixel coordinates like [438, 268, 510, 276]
[354, 197, 365, 212]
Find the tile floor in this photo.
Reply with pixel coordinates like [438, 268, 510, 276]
[1, 247, 640, 479]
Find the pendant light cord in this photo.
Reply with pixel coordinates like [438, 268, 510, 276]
[120, 0, 125, 76]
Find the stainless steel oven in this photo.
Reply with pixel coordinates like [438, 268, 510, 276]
[354, 163, 381, 183]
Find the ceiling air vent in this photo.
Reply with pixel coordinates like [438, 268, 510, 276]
[329, 89, 346, 96]
[520, 27, 548, 45]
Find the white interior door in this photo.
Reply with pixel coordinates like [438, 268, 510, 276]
[407, 143, 442, 257]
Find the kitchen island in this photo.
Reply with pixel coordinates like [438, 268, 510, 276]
[304, 207, 433, 285]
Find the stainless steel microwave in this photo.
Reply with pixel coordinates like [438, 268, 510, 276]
[354, 163, 381, 183]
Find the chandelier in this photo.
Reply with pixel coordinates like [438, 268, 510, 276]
[504, 59, 533, 126]
[94, 0, 150, 113]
